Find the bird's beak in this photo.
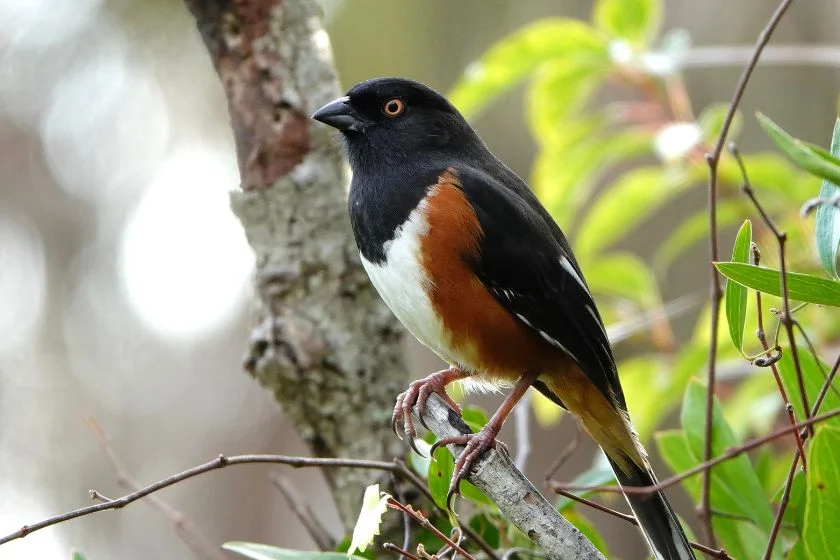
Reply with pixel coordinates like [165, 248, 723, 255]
[312, 96, 366, 131]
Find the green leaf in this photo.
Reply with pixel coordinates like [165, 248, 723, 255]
[777, 351, 840, 428]
[527, 59, 610, 145]
[788, 540, 808, 560]
[593, 0, 661, 44]
[428, 446, 455, 511]
[468, 512, 501, 549]
[565, 510, 611, 557]
[714, 262, 840, 307]
[815, 118, 840, 278]
[725, 220, 752, 352]
[723, 367, 780, 441]
[448, 20, 609, 119]
[803, 426, 840, 560]
[574, 167, 695, 260]
[756, 112, 840, 187]
[784, 469, 807, 535]
[755, 448, 792, 500]
[223, 543, 364, 560]
[681, 380, 776, 544]
[461, 405, 489, 433]
[71, 550, 88, 560]
[534, 127, 651, 229]
[585, 252, 659, 307]
[717, 152, 804, 198]
[655, 430, 752, 560]
[699, 104, 743, 145]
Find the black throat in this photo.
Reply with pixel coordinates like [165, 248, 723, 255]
[347, 154, 443, 265]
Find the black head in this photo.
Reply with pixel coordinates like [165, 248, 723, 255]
[312, 77, 483, 170]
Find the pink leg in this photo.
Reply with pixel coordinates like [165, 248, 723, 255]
[392, 367, 469, 453]
[430, 370, 539, 507]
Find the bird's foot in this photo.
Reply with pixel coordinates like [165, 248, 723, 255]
[392, 367, 465, 454]
[430, 424, 504, 508]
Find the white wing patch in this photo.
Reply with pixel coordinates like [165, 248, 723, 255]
[559, 255, 588, 293]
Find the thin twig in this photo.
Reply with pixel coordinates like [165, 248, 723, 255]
[392, 459, 499, 560]
[550, 405, 840, 496]
[0, 453, 402, 546]
[88, 418, 228, 560]
[700, 1, 796, 546]
[735, 145, 812, 436]
[383, 542, 423, 560]
[386, 499, 475, 560]
[762, 453, 801, 560]
[271, 474, 336, 551]
[554, 489, 731, 558]
[553, 489, 636, 524]
[764, 349, 840, 557]
[750, 215, 807, 468]
[543, 424, 583, 483]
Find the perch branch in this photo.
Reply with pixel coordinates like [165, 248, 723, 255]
[413, 394, 605, 560]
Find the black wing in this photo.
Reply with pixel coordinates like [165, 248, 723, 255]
[454, 164, 626, 410]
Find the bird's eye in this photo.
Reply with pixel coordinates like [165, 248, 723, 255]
[382, 98, 405, 117]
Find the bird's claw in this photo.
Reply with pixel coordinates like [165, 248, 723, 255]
[430, 427, 502, 509]
[391, 369, 463, 455]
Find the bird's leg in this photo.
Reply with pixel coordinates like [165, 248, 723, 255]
[392, 366, 469, 453]
[430, 370, 540, 507]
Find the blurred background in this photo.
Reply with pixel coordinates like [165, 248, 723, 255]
[1, 0, 839, 558]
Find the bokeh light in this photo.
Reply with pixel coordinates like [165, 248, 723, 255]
[41, 44, 170, 203]
[0, 211, 46, 357]
[119, 146, 254, 339]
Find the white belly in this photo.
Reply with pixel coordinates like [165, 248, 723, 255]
[360, 201, 456, 364]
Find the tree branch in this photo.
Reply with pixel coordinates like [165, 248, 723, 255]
[180, 0, 407, 525]
[0, 454, 403, 547]
[414, 394, 605, 560]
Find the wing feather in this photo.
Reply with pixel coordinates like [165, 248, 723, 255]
[452, 164, 626, 409]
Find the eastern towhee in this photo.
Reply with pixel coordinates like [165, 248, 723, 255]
[313, 77, 694, 560]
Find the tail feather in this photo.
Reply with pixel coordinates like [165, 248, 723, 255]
[607, 456, 695, 560]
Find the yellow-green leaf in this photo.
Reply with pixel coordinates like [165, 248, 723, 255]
[585, 252, 659, 307]
[594, 0, 661, 45]
[448, 19, 608, 118]
[574, 167, 694, 260]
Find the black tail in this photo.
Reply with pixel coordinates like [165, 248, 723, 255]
[607, 457, 695, 560]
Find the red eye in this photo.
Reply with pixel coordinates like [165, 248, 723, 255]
[382, 98, 405, 117]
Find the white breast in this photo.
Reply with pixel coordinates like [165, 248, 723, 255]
[360, 200, 455, 364]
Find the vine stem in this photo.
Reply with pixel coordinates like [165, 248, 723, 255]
[700, 0, 796, 545]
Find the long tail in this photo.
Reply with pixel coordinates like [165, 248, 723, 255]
[536, 374, 694, 559]
[606, 456, 695, 560]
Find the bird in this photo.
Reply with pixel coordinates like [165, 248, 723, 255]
[312, 77, 695, 560]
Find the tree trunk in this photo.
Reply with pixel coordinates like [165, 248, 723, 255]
[182, 0, 407, 527]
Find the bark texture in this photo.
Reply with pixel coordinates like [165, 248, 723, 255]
[182, 0, 406, 526]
